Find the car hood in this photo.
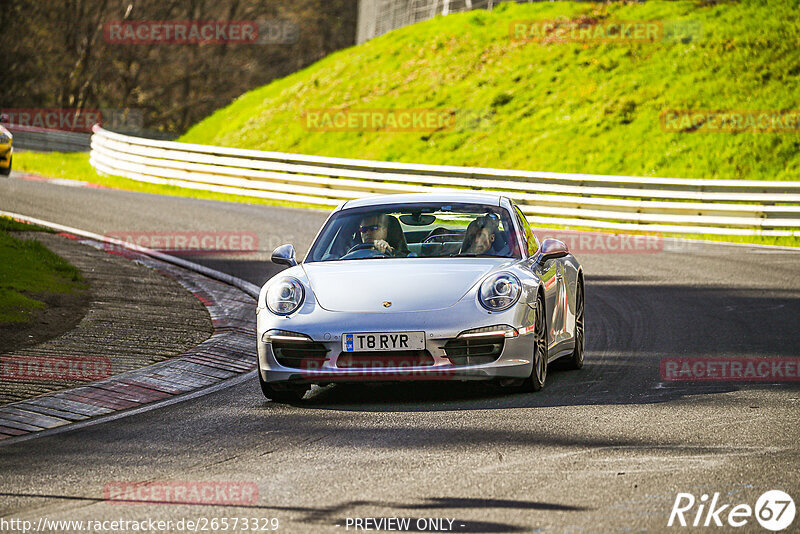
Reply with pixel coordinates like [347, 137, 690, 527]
[302, 258, 514, 313]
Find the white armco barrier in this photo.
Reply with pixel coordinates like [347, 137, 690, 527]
[89, 126, 800, 236]
[12, 125, 92, 152]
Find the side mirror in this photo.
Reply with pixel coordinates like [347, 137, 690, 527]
[271, 244, 298, 267]
[0, 114, 7, 123]
[538, 238, 569, 263]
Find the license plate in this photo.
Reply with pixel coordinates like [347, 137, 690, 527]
[342, 332, 425, 352]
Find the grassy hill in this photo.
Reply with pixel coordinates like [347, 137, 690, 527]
[180, 0, 800, 181]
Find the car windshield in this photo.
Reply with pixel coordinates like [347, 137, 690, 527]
[305, 202, 521, 262]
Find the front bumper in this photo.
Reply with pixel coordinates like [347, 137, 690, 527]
[257, 300, 536, 384]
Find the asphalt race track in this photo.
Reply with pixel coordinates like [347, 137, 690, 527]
[1, 174, 799, 533]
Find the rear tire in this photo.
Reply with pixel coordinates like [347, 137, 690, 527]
[565, 280, 585, 370]
[525, 293, 548, 391]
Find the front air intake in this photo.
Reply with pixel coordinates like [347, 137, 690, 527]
[272, 339, 330, 369]
[443, 336, 504, 366]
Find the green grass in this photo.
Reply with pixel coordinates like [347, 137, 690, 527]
[0, 216, 53, 233]
[181, 0, 800, 180]
[0, 217, 87, 323]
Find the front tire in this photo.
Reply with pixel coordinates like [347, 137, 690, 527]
[0, 156, 10, 176]
[525, 293, 548, 391]
[258, 372, 309, 403]
[565, 280, 585, 370]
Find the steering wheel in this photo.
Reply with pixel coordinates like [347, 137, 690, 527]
[342, 242, 388, 258]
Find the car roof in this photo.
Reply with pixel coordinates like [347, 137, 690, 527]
[341, 192, 504, 210]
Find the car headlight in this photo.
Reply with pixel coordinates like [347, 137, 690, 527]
[479, 272, 521, 311]
[0, 134, 10, 144]
[266, 277, 305, 315]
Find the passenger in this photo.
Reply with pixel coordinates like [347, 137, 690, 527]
[460, 214, 507, 255]
[358, 214, 409, 256]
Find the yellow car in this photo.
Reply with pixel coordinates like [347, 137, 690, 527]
[0, 115, 12, 176]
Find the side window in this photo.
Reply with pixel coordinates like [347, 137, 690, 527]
[514, 205, 538, 257]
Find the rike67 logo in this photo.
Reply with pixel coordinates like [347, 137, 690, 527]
[669, 490, 795, 531]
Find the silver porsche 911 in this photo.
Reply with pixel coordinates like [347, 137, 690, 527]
[256, 192, 584, 402]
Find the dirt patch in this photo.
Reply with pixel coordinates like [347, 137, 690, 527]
[0, 288, 91, 354]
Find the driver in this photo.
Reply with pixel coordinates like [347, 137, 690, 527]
[359, 215, 395, 255]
